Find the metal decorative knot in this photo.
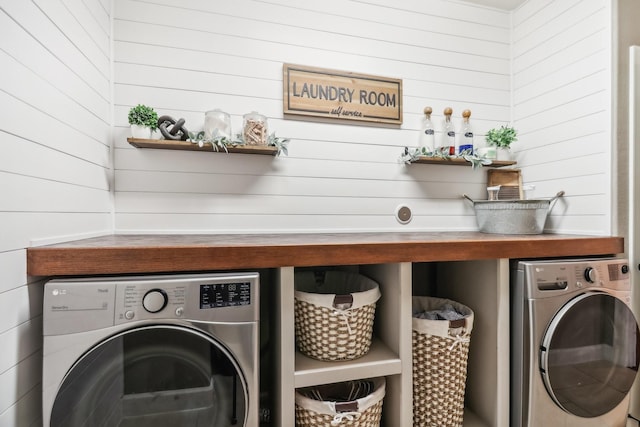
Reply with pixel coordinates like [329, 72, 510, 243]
[157, 115, 189, 141]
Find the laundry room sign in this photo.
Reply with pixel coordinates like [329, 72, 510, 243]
[283, 63, 403, 125]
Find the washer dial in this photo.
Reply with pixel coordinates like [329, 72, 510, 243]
[583, 267, 596, 283]
[143, 289, 168, 313]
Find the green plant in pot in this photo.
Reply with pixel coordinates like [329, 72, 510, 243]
[485, 125, 518, 161]
[128, 104, 159, 139]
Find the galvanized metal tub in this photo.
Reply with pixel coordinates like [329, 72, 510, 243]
[463, 191, 564, 234]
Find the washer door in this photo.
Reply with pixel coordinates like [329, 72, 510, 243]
[50, 325, 247, 427]
[540, 292, 639, 418]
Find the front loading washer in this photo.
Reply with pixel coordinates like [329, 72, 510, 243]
[511, 258, 639, 427]
[42, 272, 259, 427]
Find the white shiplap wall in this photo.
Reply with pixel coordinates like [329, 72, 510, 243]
[512, 0, 612, 234]
[0, 0, 112, 425]
[113, 0, 512, 233]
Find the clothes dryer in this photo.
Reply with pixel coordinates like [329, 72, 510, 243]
[511, 258, 639, 427]
[42, 272, 259, 427]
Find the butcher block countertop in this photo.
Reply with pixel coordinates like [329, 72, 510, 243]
[26, 232, 624, 277]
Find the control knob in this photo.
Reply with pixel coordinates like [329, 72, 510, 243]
[583, 267, 596, 283]
[143, 289, 168, 313]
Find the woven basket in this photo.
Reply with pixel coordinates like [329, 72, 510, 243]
[295, 378, 385, 427]
[294, 271, 381, 361]
[412, 296, 474, 427]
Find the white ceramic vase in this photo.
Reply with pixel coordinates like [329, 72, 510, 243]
[496, 147, 511, 161]
[130, 124, 152, 139]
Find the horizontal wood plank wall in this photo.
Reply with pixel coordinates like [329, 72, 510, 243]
[112, 0, 512, 233]
[512, 0, 612, 235]
[0, 0, 112, 425]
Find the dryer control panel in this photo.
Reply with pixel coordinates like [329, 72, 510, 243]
[44, 272, 259, 335]
[115, 282, 187, 323]
[110, 272, 259, 325]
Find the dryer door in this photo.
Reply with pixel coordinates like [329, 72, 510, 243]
[49, 325, 247, 427]
[540, 292, 639, 418]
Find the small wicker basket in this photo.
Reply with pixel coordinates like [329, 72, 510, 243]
[412, 296, 474, 427]
[295, 378, 386, 427]
[294, 271, 381, 361]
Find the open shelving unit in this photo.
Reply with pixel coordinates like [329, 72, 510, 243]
[274, 260, 510, 427]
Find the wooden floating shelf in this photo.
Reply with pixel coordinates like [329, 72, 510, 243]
[411, 156, 516, 167]
[127, 138, 279, 156]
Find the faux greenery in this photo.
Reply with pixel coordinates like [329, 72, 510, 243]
[266, 133, 290, 156]
[399, 146, 493, 170]
[128, 104, 158, 130]
[187, 130, 290, 157]
[485, 125, 517, 149]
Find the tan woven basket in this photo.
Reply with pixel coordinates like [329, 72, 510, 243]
[295, 378, 385, 427]
[412, 296, 474, 427]
[294, 271, 381, 361]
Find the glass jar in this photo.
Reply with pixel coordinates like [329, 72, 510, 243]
[204, 109, 231, 140]
[242, 111, 268, 145]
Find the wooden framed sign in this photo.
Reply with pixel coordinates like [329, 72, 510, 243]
[283, 63, 403, 125]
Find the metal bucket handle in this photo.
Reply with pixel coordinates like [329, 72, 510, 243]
[548, 191, 565, 212]
[462, 191, 564, 207]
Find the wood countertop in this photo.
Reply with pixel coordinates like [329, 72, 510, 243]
[26, 232, 624, 277]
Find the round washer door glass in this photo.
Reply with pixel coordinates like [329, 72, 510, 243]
[540, 292, 639, 418]
[50, 325, 247, 427]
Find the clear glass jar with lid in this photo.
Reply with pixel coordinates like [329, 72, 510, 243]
[204, 109, 231, 140]
[242, 111, 268, 145]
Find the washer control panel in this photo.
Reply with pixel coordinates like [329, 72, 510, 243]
[199, 281, 252, 309]
[522, 258, 630, 299]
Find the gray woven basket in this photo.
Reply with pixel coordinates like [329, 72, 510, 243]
[412, 296, 474, 427]
[294, 271, 381, 361]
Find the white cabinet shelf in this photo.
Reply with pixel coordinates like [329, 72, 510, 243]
[294, 339, 402, 388]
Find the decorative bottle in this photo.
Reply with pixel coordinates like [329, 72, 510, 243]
[441, 107, 455, 155]
[458, 109, 474, 155]
[419, 107, 435, 152]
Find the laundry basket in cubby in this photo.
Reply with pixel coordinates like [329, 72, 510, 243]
[294, 270, 381, 361]
[295, 377, 386, 427]
[412, 296, 474, 427]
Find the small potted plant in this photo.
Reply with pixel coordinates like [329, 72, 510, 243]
[485, 125, 518, 161]
[128, 104, 158, 139]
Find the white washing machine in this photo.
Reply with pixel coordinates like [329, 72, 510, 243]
[511, 258, 639, 427]
[42, 272, 259, 427]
